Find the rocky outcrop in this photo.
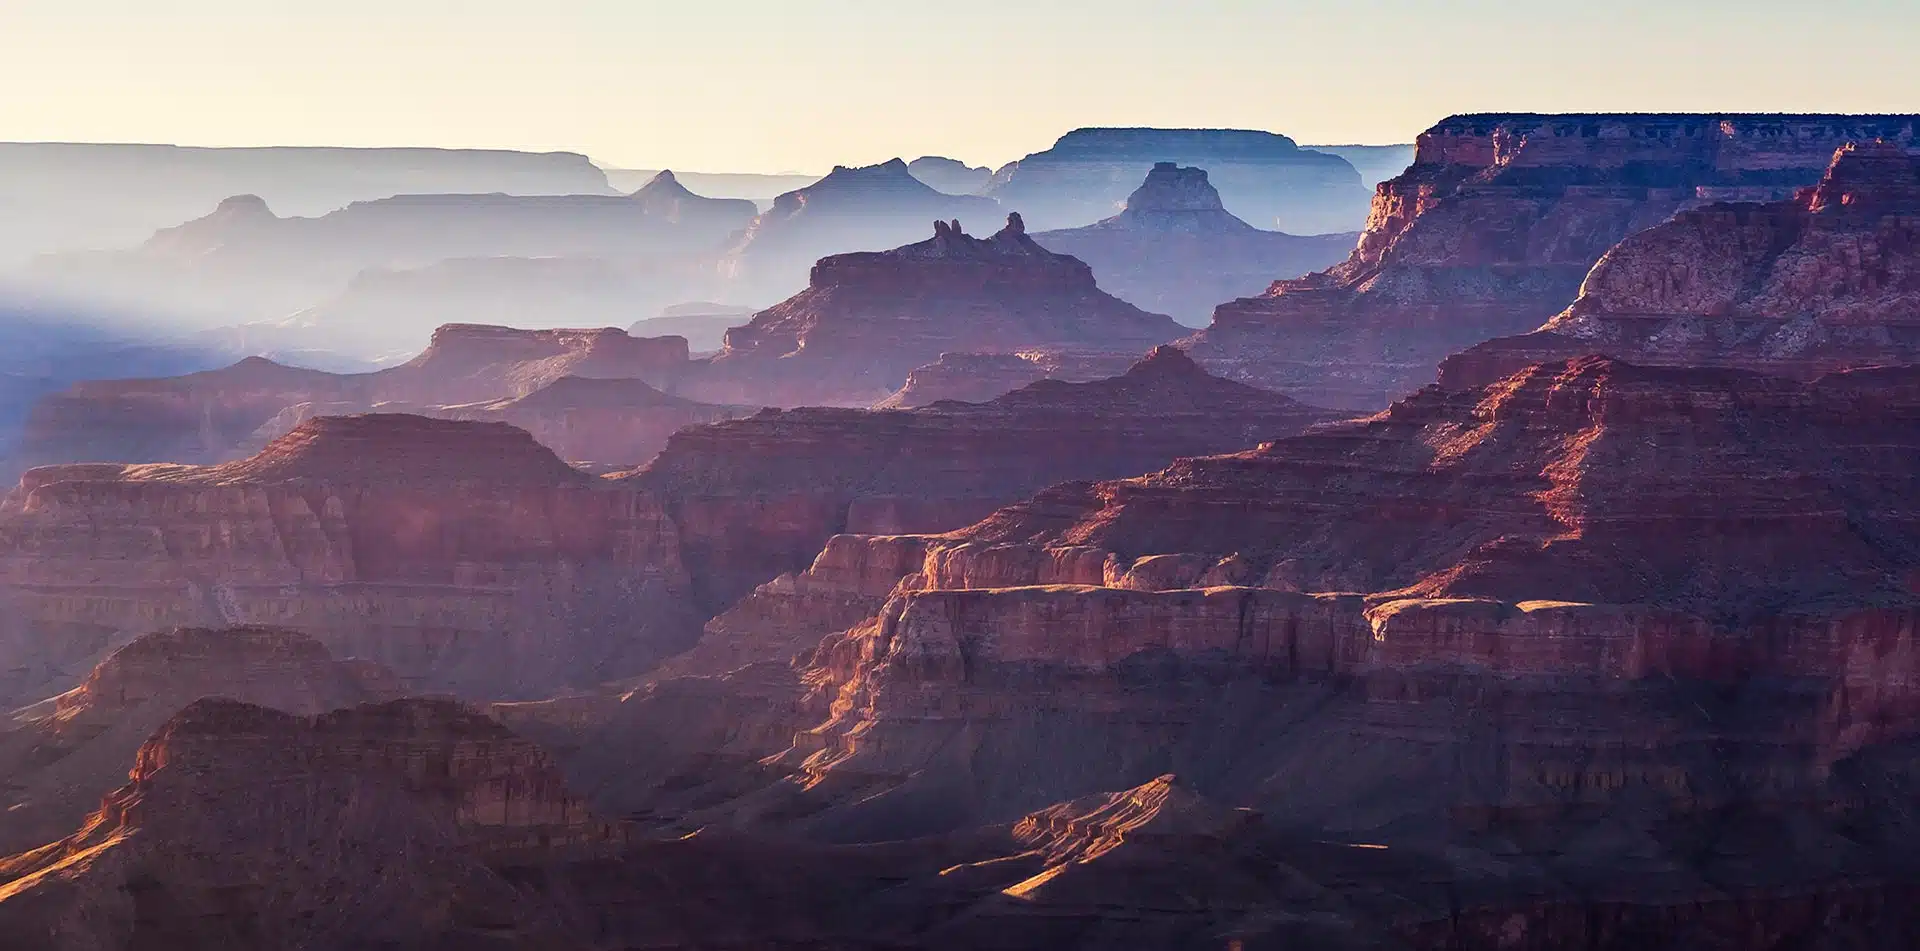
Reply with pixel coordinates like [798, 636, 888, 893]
[719, 159, 1004, 304]
[0, 414, 698, 702]
[11, 322, 695, 471]
[1183, 113, 1920, 409]
[692, 214, 1184, 405]
[639, 347, 1333, 669]
[0, 697, 612, 950]
[984, 127, 1371, 233]
[1036, 163, 1356, 324]
[0, 626, 399, 855]
[1443, 141, 1920, 387]
[908, 156, 993, 194]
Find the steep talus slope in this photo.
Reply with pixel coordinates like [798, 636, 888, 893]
[1036, 162, 1356, 324]
[691, 213, 1184, 406]
[1444, 141, 1920, 386]
[0, 414, 697, 703]
[1183, 113, 1920, 409]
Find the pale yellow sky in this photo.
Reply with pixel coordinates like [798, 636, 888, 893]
[2, 0, 1915, 172]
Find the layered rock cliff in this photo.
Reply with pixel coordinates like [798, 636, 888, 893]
[692, 214, 1184, 405]
[696, 359, 1907, 837]
[719, 159, 1003, 304]
[0, 414, 697, 702]
[11, 322, 695, 471]
[983, 127, 1371, 233]
[637, 347, 1334, 672]
[0, 697, 612, 950]
[1443, 141, 1920, 387]
[0, 626, 399, 855]
[529, 357, 1920, 934]
[1036, 162, 1356, 324]
[1183, 113, 1920, 409]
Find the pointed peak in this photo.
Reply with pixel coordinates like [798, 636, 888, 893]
[1123, 344, 1206, 378]
[633, 168, 691, 195]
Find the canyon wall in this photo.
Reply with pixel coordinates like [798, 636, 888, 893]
[1443, 140, 1920, 387]
[1183, 113, 1920, 409]
[0, 414, 698, 703]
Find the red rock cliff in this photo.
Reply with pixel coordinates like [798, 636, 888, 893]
[0, 414, 697, 702]
[1442, 141, 1920, 387]
[1182, 113, 1920, 409]
[629, 346, 1331, 628]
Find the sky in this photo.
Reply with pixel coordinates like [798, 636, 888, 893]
[2, 0, 1916, 173]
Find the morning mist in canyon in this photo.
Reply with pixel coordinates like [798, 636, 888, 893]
[0, 1, 1915, 948]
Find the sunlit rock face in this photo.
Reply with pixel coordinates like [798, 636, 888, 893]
[1035, 163, 1356, 325]
[1444, 141, 1920, 387]
[690, 213, 1185, 407]
[0, 414, 698, 704]
[1182, 113, 1920, 410]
